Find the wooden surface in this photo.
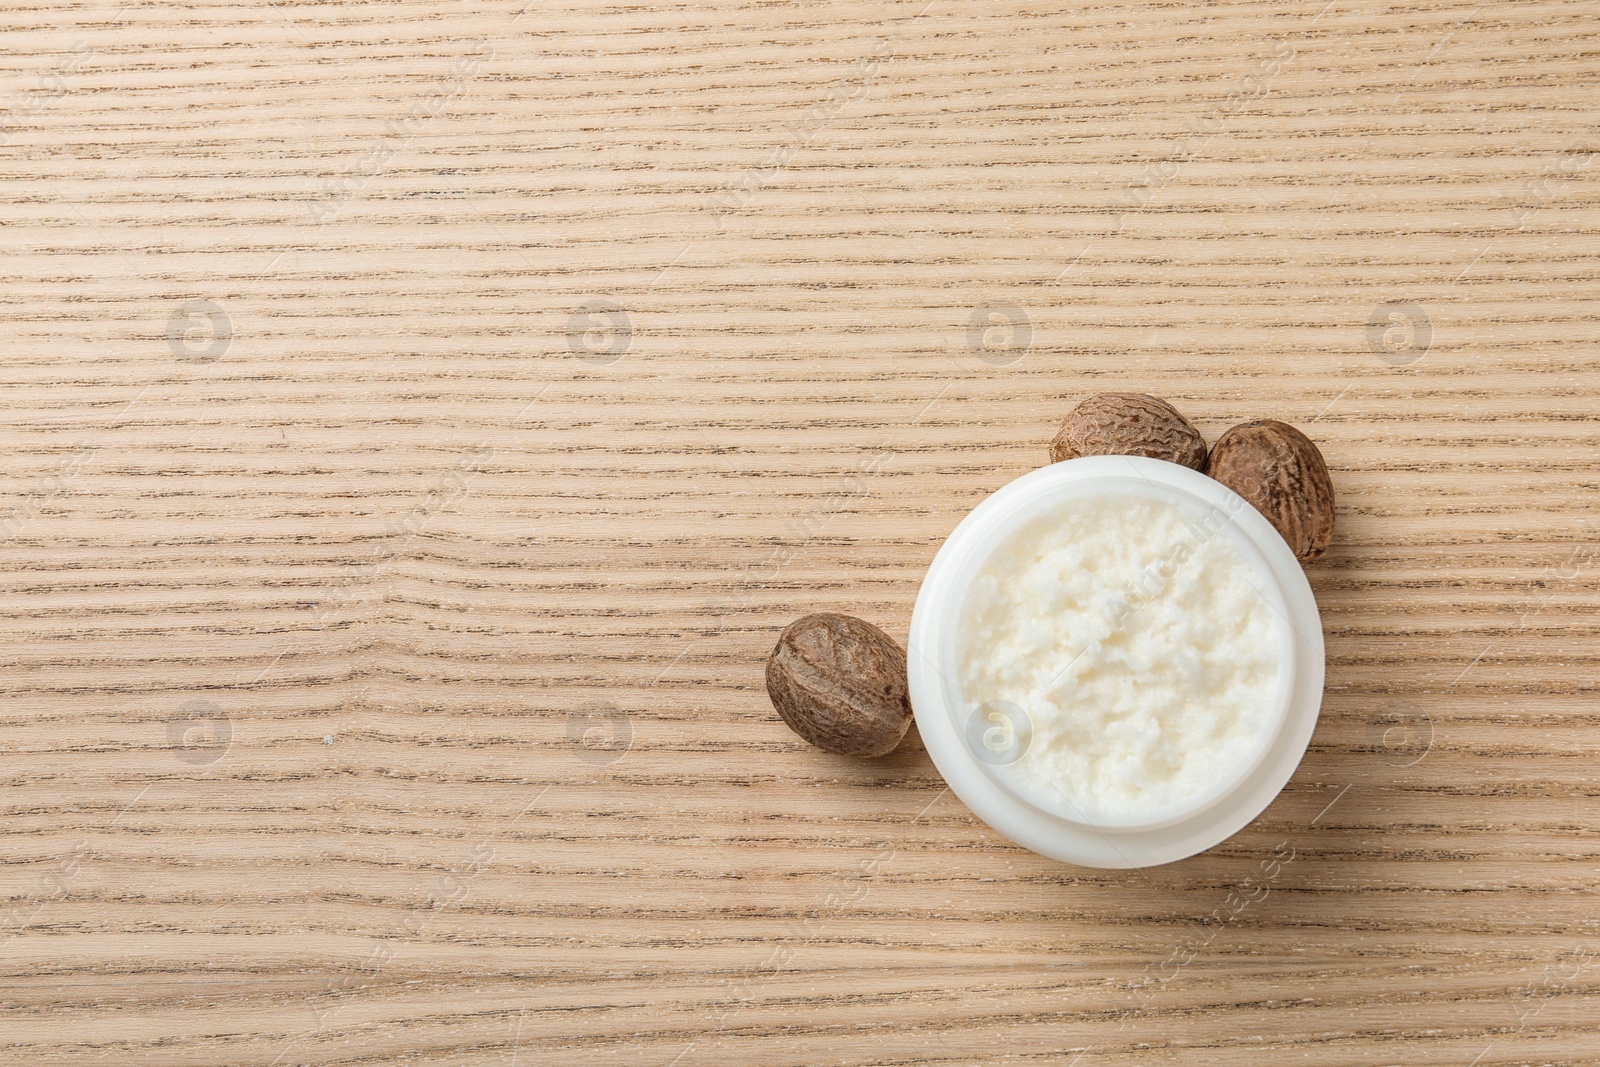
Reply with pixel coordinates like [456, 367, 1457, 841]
[3, 0, 1598, 1064]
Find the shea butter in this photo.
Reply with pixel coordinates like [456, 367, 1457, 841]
[957, 490, 1286, 822]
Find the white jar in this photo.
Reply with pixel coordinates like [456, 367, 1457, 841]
[907, 456, 1325, 868]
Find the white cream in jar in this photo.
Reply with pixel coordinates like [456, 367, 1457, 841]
[957, 489, 1286, 823]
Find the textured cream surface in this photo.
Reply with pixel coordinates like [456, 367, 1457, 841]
[959, 492, 1285, 819]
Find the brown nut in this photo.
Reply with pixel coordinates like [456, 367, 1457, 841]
[1049, 393, 1208, 470]
[765, 613, 912, 757]
[1204, 419, 1335, 561]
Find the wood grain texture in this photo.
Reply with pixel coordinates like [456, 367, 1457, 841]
[2, 0, 1598, 1064]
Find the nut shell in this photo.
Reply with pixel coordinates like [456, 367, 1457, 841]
[1050, 393, 1208, 470]
[765, 613, 913, 757]
[1204, 419, 1336, 561]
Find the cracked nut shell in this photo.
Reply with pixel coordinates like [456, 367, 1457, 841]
[766, 613, 913, 757]
[1050, 392, 1208, 470]
[1204, 419, 1336, 561]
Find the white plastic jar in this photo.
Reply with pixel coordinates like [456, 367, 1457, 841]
[907, 456, 1325, 868]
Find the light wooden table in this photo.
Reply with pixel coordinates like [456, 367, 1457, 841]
[3, 1, 1597, 1064]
